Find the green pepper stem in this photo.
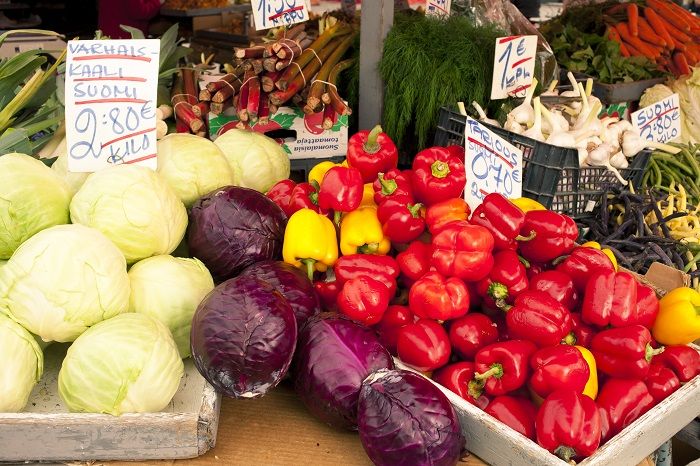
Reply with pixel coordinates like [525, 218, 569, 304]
[518, 256, 531, 268]
[407, 203, 423, 218]
[561, 332, 577, 346]
[431, 160, 451, 178]
[364, 124, 383, 154]
[551, 254, 568, 266]
[310, 179, 320, 191]
[515, 231, 536, 242]
[467, 379, 484, 400]
[554, 446, 577, 463]
[378, 173, 398, 195]
[301, 259, 316, 281]
[358, 243, 379, 254]
[334, 211, 342, 226]
[309, 192, 318, 205]
[474, 363, 503, 381]
[645, 344, 665, 362]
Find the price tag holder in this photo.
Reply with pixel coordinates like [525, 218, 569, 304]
[425, 0, 451, 16]
[490, 35, 537, 100]
[252, 0, 310, 31]
[65, 39, 160, 173]
[464, 117, 523, 211]
[631, 93, 681, 144]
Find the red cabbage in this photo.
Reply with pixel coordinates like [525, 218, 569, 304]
[190, 274, 296, 398]
[188, 186, 286, 281]
[358, 369, 465, 466]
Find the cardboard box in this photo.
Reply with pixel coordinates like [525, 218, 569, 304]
[208, 106, 349, 160]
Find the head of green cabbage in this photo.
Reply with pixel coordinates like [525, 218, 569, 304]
[0, 153, 71, 259]
[0, 313, 43, 412]
[70, 164, 187, 264]
[0, 224, 130, 342]
[128, 255, 214, 358]
[51, 150, 89, 197]
[58, 313, 184, 415]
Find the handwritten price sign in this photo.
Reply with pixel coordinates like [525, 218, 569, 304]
[490, 35, 537, 100]
[425, 0, 451, 16]
[65, 40, 160, 173]
[252, 0, 310, 31]
[464, 117, 523, 211]
[631, 94, 681, 144]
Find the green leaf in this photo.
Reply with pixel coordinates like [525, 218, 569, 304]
[120, 25, 145, 40]
[271, 112, 297, 129]
[159, 24, 180, 70]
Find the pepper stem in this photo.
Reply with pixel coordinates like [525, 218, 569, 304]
[310, 179, 320, 191]
[378, 173, 398, 196]
[431, 160, 451, 179]
[515, 231, 536, 242]
[358, 243, 379, 254]
[467, 379, 484, 400]
[309, 192, 319, 205]
[408, 203, 423, 218]
[551, 255, 569, 266]
[364, 125, 383, 154]
[518, 256, 531, 268]
[334, 211, 342, 226]
[301, 259, 316, 281]
[561, 332, 577, 346]
[645, 344, 665, 362]
[474, 363, 503, 381]
[554, 446, 577, 463]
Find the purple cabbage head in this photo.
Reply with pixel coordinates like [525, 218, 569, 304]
[188, 186, 286, 281]
[190, 274, 296, 398]
[239, 260, 321, 329]
[358, 369, 465, 466]
[292, 314, 394, 430]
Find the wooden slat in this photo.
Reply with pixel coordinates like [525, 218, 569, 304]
[358, 0, 393, 129]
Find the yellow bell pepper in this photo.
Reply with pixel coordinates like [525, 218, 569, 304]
[575, 346, 598, 400]
[283, 208, 338, 279]
[308, 161, 338, 187]
[359, 183, 377, 208]
[511, 197, 546, 213]
[581, 241, 618, 271]
[652, 286, 700, 345]
[340, 207, 391, 256]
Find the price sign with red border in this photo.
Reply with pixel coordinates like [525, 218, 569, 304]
[490, 35, 537, 100]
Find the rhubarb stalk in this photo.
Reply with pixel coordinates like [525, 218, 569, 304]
[322, 59, 354, 105]
[171, 73, 203, 133]
[247, 75, 262, 121]
[304, 33, 356, 114]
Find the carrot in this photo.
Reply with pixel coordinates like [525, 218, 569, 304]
[665, 19, 692, 44]
[648, 0, 691, 33]
[659, 0, 700, 32]
[627, 4, 639, 36]
[637, 17, 667, 47]
[673, 51, 691, 76]
[683, 48, 699, 65]
[623, 41, 644, 57]
[616, 22, 660, 58]
[644, 7, 676, 47]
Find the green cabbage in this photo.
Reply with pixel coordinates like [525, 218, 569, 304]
[214, 129, 290, 193]
[51, 150, 89, 197]
[58, 313, 184, 415]
[157, 133, 238, 208]
[0, 153, 71, 259]
[128, 255, 214, 358]
[70, 165, 187, 264]
[0, 313, 43, 412]
[0, 224, 130, 342]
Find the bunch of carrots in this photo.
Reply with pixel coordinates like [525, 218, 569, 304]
[605, 0, 700, 77]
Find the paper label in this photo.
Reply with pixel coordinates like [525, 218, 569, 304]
[631, 93, 681, 144]
[65, 39, 160, 172]
[464, 117, 523, 210]
[490, 35, 538, 100]
[252, 0, 310, 31]
[425, 0, 451, 16]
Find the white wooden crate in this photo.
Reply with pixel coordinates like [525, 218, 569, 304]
[0, 343, 221, 462]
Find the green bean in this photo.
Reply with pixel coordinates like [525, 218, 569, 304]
[680, 148, 700, 179]
[654, 153, 697, 177]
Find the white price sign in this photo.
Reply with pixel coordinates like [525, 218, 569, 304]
[65, 40, 160, 173]
[252, 0, 310, 31]
[425, 0, 451, 16]
[490, 35, 538, 100]
[464, 117, 523, 211]
[631, 93, 681, 144]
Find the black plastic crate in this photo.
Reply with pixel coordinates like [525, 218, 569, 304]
[435, 107, 650, 219]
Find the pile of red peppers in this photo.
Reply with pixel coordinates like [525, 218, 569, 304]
[267, 126, 700, 463]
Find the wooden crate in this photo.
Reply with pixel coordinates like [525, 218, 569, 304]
[0, 343, 221, 462]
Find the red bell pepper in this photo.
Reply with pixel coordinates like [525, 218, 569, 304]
[476, 250, 529, 309]
[652, 345, 700, 383]
[266, 179, 296, 216]
[396, 319, 451, 371]
[448, 313, 499, 360]
[555, 247, 615, 292]
[525, 262, 551, 279]
[318, 166, 364, 221]
[468, 340, 537, 398]
[431, 223, 495, 282]
[313, 279, 340, 310]
[590, 325, 664, 379]
[597, 379, 654, 442]
[485, 396, 538, 440]
[518, 210, 578, 263]
[529, 345, 589, 400]
[334, 254, 400, 297]
[377, 199, 425, 244]
[425, 198, 471, 235]
[376, 305, 416, 354]
[505, 291, 574, 348]
[536, 390, 602, 461]
[336, 276, 391, 326]
[528, 270, 579, 311]
[372, 169, 414, 205]
[635, 282, 660, 329]
[411, 146, 467, 206]
[288, 182, 320, 214]
[346, 125, 399, 183]
[470, 193, 527, 251]
[433, 362, 490, 410]
[396, 240, 433, 283]
[581, 270, 639, 328]
[445, 144, 465, 159]
[408, 271, 469, 321]
[646, 364, 681, 403]
[570, 313, 595, 348]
